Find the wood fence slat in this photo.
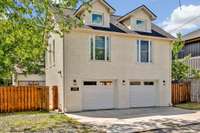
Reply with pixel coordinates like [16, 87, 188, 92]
[5, 88, 7, 112]
[17, 86, 20, 112]
[14, 87, 16, 112]
[46, 87, 49, 111]
[24, 86, 27, 111]
[10, 87, 13, 112]
[0, 87, 2, 113]
[33, 87, 36, 111]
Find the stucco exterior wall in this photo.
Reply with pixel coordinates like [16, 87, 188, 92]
[64, 30, 172, 112]
[45, 32, 64, 111]
[80, 0, 111, 27]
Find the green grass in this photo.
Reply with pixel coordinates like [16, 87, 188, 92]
[0, 111, 96, 132]
[175, 102, 200, 110]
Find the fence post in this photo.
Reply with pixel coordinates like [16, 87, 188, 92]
[52, 86, 58, 110]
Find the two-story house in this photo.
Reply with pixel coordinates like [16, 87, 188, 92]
[46, 0, 174, 112]
[179, 29, 200, 70]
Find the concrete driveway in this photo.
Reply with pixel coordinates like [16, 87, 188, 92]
[67, 107, 200, 132]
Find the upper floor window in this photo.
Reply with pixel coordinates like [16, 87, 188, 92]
[90, 35, 111, 61]
[92, 12, 103, 26]
[137, 40, 152, 63]
[48, 39, 56, 67]
[52, 39, 56, 66]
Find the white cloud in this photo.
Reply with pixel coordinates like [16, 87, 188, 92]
[161, 5, 200, 36]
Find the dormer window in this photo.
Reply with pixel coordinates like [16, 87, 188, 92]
[136, 20, 145, 26]
[135, 19, 146, 31]
[91, 12, 103, 26]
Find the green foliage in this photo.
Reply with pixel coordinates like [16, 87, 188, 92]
[172, 33, 200, 81]
[0, 0, 87, 84]
[172, 33, 188, 81]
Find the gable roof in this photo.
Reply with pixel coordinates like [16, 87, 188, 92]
[74, 0, 116, 16]
[118, 5, 157, 22]
[183, 29, 200, 41]
[57, 7, 174, 40]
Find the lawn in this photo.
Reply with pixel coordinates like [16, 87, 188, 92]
[175, 102, 200, 110]
[0, 111, 102, 133]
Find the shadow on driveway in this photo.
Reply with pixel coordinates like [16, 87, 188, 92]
[101, 118, 200, 132]
[67, 107, 200, 132]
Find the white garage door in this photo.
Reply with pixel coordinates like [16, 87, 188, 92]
[129, 81, 158, 107]
[82, 81, 114, 110]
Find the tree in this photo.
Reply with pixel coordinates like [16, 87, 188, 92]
[172, 33, 200, 82]
[0, 0, 87, 85]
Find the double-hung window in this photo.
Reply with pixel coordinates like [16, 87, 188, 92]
[90, 36, 111, 61]
[48, 39, 56, 67]
[92, 12, 103, 26]
[137, 40, 152, 63]
[52, 39, 56, 66]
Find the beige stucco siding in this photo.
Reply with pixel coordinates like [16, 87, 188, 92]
[46, 31, 64, 111]
[64, 30, 171, 112]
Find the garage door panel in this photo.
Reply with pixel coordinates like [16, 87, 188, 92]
[129, 81, 157, 107]
[82, 82, 114, 110]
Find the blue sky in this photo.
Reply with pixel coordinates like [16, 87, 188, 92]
[106, 0, 200, 36]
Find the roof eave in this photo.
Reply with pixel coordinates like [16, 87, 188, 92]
[74, 28, 174, 41]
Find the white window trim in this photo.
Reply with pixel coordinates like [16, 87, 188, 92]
[90, 35, 111, 61]
[137, 40, 152, 64]
[91, 11, 104, 26]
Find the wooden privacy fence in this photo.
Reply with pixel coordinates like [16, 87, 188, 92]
[172, 82, 191, 105]
[0, 86, 49, 113]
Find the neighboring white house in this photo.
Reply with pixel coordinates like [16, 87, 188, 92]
[13, 74, 45, 86]
[46, 0, 174, 112]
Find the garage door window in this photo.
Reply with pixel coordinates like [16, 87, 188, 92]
[100, 81, 112, 86]
[130, 81, 141, 85]
[144, 81, 154, 86]
[83, 81, 97, 86]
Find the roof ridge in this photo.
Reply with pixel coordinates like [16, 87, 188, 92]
[118, 4, 157, 22]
